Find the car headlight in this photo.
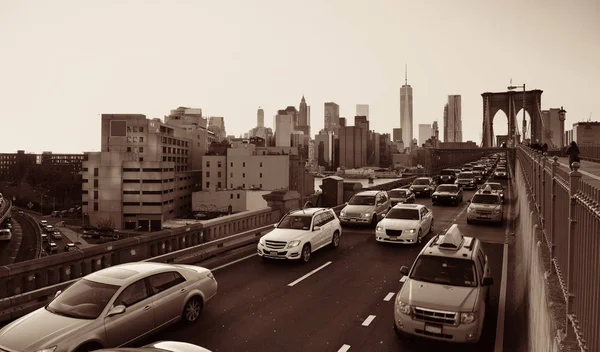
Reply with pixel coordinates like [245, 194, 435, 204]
[287, 240, 301, 248]
[340, 210, 346, 216]
[35, 347, 57, 352]
[407, 229, 416, 233]
[259, 237, 265, 246]
[454, 181, 459, 184]
[361, 212, 371, 218]
[470, 180, 474, 183]
[396, 300, 411, 315]
[493, 209, 501, 214]
[460, 312, 478, 324]
[376, 225, 384, 232]
[467, 206, 475, 213]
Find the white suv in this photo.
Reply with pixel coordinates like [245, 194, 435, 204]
[466, 186, 503, 225]
[257, 208, 342, 263]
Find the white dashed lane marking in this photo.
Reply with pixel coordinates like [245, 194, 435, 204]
[361, 315, 376, 327]
[383, 292, 395, 301]
[337, 344, 351, 352]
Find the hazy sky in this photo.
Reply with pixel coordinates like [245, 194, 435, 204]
[1, 0, 598, 153]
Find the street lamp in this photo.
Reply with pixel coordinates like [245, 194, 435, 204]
[508, 83, 526, 145]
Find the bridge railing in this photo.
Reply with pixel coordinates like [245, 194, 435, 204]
[517, 146, 599, 352]
[578, 143, 600, 163]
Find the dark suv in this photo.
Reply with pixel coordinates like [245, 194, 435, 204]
[438, 169, 457, 184]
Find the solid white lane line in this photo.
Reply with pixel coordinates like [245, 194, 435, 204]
[383, 292, 395, 301]
[211, 253, 257, 271]
[287, 261, 332, 287]
[338, 344, 351, 352]
[361, 315, 376, 326]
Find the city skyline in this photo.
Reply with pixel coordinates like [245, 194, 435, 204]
[0, 0, 598, 153]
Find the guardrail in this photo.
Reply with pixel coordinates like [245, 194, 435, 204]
[0, 199, 12, 225]
[0, 223, 276, 323]
[517, 146, 597, 352]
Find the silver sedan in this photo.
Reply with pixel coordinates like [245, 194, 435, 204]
[0, 262, 218, 352]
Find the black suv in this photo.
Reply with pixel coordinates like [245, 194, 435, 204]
[438, 169, 457, 184]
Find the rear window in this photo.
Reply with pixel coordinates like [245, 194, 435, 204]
[440, 170, 455, 175]
[458, 172, 474, 178]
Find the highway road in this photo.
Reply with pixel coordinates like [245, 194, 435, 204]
[141, 176, 512, 352]
[0, 211, 42, 265]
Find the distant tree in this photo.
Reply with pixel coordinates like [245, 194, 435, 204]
[96, 218, 114, 229]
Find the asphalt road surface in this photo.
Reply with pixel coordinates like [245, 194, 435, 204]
[141, 176, 512, 352]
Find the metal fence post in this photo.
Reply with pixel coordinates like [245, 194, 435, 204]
[550, 156, 558, 274]
[566, 161, 582, 339]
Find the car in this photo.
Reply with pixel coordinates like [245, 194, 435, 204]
[40, 220, 48, 226]
[52, 231, 63, 240]
[471, 166, 486, 183]
[409, 177, 436, 197]
[95, 341, 212, 352]
[431, 184, 464, 206]
[0, 229, 12, 241]
[339, 190, 391, 227]
[41, 233, 49, 243]
[494, 167, 508, 179]
[258, 207, 342, 262]
[466, 186, 503, 225]
[438, 169, 458, 184]
[375, 204, 434, 245]
[45, 224, 55, 233]
[394, 224, 493, 344]
[48, 242, 59, 253]
[65, 243, 77, 251]
[18, 210, 24, 215]
[0, 262, 218, 352]
[388, 188, 416, 206]
[482, 182, 505, 203]
[455, 171, 477, 190]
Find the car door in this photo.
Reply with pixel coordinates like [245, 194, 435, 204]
[422, 207, 433, 231]
[319, 212, 334, 245]
[311, 213, 326, 247]
[104, 278, 155, 347]
[147, 271, 188, 328]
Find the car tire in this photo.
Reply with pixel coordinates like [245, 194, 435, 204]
[429, 219, 434, 233]
[331, 231, 340, 248]
[417, 229, 423, 244]
[371, 215, 378, 228]
[75, 343, 103, 352]
[467, 219, 473, 224]
[301, 244, 311, 263]
[182, 296, 203, 324]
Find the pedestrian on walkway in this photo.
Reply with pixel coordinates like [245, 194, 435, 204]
[566, 141, 580, 171]
[542, 143, 548, 153]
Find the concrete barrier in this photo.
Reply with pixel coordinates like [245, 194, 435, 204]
[513, 161, 580, 352]
[0, 223, 276, 323]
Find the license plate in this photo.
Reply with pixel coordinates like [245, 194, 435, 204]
[351, 219, 357, 222]
[389, 236, 398, 240]
[425, 324, 442, 334]
[270, 251, 278, 255]
[480, 214, 490, 219]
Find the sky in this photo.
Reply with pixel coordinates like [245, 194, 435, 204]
[0, 0, 598, 153]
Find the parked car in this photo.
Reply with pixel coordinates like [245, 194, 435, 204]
[388, 188, 415, 206]
[409, 177, 436, 197]
[0, 262, 218, 352]
[339, 190, 391, 227]
[431, 184, 464, 206]
[375, 204, 434, 245]
[394, 224, 493, 344]
[258, 207, 342, 263]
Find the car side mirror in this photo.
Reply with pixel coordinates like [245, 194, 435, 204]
[482, 277, 493, 286]
[400, 266, 409, 276]
[54, 290, 62, 298]
[107, 305, 126, 317]
[273, 224, 278, 228]
[313, 226, 321, 231]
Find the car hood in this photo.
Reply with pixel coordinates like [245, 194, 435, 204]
[263, 228, 310, 242]
[456, 178, 474, 182]
[0, 306, 95, 351]
[378, 219, 420, 230]
[470, 203, 502, 211]
[342, 205, 375, 214]
[400, 279, 478, 312]
[410, 185, 430, 188]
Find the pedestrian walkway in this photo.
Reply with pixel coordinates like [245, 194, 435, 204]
[557, 157, 600, 183]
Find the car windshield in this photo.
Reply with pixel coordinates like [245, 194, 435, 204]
[386, 208, 420, 220]
[348, 195, 375, 206]
[410, 255, 477, 287]
[485, 184, 503, 191]
[472, 194, 500, 204]
[496, 168, 506, 172]
[389, 190, 407, 198]
[473, 167, 485, 171]
[457, 173, 474, 179]
[440, 170, 454, 175]
[413, 179, 429, 185]
[47, 279, 119, 319]
[278, 215, 313, 230]
[436, 185, 457, 192]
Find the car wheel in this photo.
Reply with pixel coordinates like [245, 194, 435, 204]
[371, 214, 378, 228]
[182, 296, 203, 324]
[331, 231, 340, 248]
[429, 219, 434, 233]
[301, 244, 311, 263]
[417, 229, 423, 244]
[75, 343, 103, 352]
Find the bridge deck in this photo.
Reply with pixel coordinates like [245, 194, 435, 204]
[557, 157, 600, 185]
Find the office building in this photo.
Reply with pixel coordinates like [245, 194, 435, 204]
[208, 116, 227, 142]
[392, 128, 403, 143]
[324, 102, 340, 135]
[339, 125, 367, 169]
[541, 107, 567, 148]
[356, 104, 369, 119]
[400, 65, 414, 147]
[443, 95, 463, 143]
[275, 110, 293, 147]
[418, 124, 433, 146]
[257, 107, 264, 128]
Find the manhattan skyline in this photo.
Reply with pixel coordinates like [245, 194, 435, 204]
[0, 0, 598, 153]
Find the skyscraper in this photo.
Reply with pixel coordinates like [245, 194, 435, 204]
[392, 128, 403, 142]
[275, 109, 293, 147]
[443, 95, 463, 142]
[324, 102, 340, 135]
[356, 104, 369, 119]
[257, 107, 264, 127]
[400, 65, 413, 146]
[297, 95, 311, 137]
[418, 124, 433, 146]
